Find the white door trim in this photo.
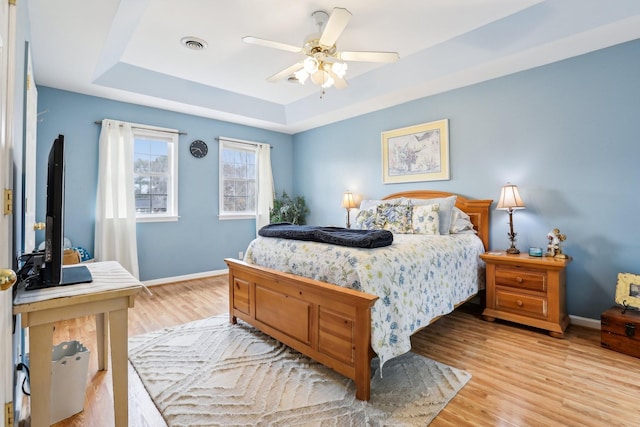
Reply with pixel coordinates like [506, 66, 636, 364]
[1, 1, 18, 424]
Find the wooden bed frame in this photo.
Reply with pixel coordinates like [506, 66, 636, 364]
[225, 190, 492, 401]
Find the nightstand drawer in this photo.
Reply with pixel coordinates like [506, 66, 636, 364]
[495, 266, 546, 292]
[495, 289, 547, 318]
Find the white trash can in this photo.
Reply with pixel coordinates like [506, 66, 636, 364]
[49, 340, 90, 424]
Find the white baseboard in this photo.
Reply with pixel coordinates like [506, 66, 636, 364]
[569, 314, 600, 330]
[142, 268, 229, 287]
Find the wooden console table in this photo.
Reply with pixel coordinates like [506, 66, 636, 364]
[13, 261, 143, 427]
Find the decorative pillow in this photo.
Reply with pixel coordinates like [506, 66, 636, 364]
[354, 206, 378, 230]
[375, 202, 413, 233]
[73, 246, 93, 262]
[412, 204, 440, 235]
[359, 198, 403, 211]
[450, 207, 475, 233]
[404, 195, 457, 235]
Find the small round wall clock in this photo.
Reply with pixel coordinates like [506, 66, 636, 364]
[189, 139, 208, 158]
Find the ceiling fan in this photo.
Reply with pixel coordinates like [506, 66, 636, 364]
[242, 7, 399, 91]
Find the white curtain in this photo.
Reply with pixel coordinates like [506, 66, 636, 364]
[255, 143, 274, 235]
[94, 119, 140, 278]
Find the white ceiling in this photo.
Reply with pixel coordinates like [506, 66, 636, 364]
[27, 0, 640, 134]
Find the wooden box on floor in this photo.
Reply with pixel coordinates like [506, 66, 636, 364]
[601, 306, 640, 358]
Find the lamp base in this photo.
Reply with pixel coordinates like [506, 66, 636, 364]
[506, 246, 520, 255]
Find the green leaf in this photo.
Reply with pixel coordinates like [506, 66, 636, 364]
[269, 191, 309, 225]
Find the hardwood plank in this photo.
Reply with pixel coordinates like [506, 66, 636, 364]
[18, 274, 640, 426]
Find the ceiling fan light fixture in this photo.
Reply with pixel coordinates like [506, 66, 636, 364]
[310, 69, 323, 85]
[303, 57, 319, 74]
[310, 69, 334, 88]
[322, 76, 335, 89]
[243, 7, 397, 94]
[331, 61, 348, 78]
[294, 69, 309, 84]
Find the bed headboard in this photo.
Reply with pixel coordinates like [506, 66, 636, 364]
[382, 190, 492, 251]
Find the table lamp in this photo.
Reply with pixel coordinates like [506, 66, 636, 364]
[496, 183, 525, 254]
[341, 191, 357, 228]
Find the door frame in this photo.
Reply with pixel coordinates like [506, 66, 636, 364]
[1, 1, 17, 425]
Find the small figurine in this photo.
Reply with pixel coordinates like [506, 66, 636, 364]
[546, 228, 568, 259]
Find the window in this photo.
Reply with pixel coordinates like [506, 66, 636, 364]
[133, 128, 179, 222]
[219, 138, 258, 219]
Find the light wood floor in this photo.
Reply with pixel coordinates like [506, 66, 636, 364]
[20, 275, 640, 427]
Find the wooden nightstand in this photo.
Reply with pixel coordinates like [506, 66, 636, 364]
[480, 251, 572, 337]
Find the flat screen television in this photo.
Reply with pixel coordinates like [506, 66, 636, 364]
[28, 134, 92, 289]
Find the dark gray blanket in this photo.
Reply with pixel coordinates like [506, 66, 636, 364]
[258, 223, 393, 248]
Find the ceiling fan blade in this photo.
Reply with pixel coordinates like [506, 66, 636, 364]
[267, 62, 304, 82]
[319, 8, 352, 47]
[327, 69, 348, 89]
[339, 51, 400, 63]
[242, 36, 301, 53]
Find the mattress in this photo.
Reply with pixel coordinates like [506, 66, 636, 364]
[245, 232, 486, 366]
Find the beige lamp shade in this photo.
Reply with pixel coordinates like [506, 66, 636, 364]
[496, 184, 525, 210]
[341, 191, 357, 209]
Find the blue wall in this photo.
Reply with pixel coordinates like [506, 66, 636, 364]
[37, 39, 640, 319]
[35, 88, 294, 280]
[293, 39, 640, 320]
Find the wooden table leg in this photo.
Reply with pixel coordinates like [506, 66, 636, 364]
[95, 312, 109, 371]
[29, 323, 54, 427]
[109, 308, 129, 427]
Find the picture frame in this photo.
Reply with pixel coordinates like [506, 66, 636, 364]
[381, 119, 449, 184]
[615, 272, 640, 310]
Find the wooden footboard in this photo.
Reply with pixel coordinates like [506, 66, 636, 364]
[224, 258, 378, 400]
[224, 191, 491, 401]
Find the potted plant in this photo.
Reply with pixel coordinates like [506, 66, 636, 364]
[270, 191, 309, 225]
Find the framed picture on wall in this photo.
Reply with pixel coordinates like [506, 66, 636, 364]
[381, 119, 450, 184]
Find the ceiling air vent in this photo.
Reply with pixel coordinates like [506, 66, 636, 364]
[181, 37, 208, 50]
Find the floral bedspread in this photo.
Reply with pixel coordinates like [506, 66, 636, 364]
[245, 233, 486, 367]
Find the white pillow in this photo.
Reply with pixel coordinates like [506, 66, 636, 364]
[450, 207, 475, 233]
[412, 204, 440, 235]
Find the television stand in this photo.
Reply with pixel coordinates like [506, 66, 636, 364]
[13, 261, 142, 427]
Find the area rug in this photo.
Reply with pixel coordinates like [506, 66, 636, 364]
[129, 315, 471, 426]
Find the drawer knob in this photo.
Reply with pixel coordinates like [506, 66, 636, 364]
[515, 276, 524, 283]
[517, 300, 524, 307]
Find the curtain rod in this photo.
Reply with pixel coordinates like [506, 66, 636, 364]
[215, 136, 273, 149]
[93, 120, 187, 135]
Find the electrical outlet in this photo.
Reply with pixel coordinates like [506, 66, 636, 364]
[238, 251, 244, 259]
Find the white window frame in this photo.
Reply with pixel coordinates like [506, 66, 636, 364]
[133, 126, 179, 223]
[219, 138, 258, 220]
